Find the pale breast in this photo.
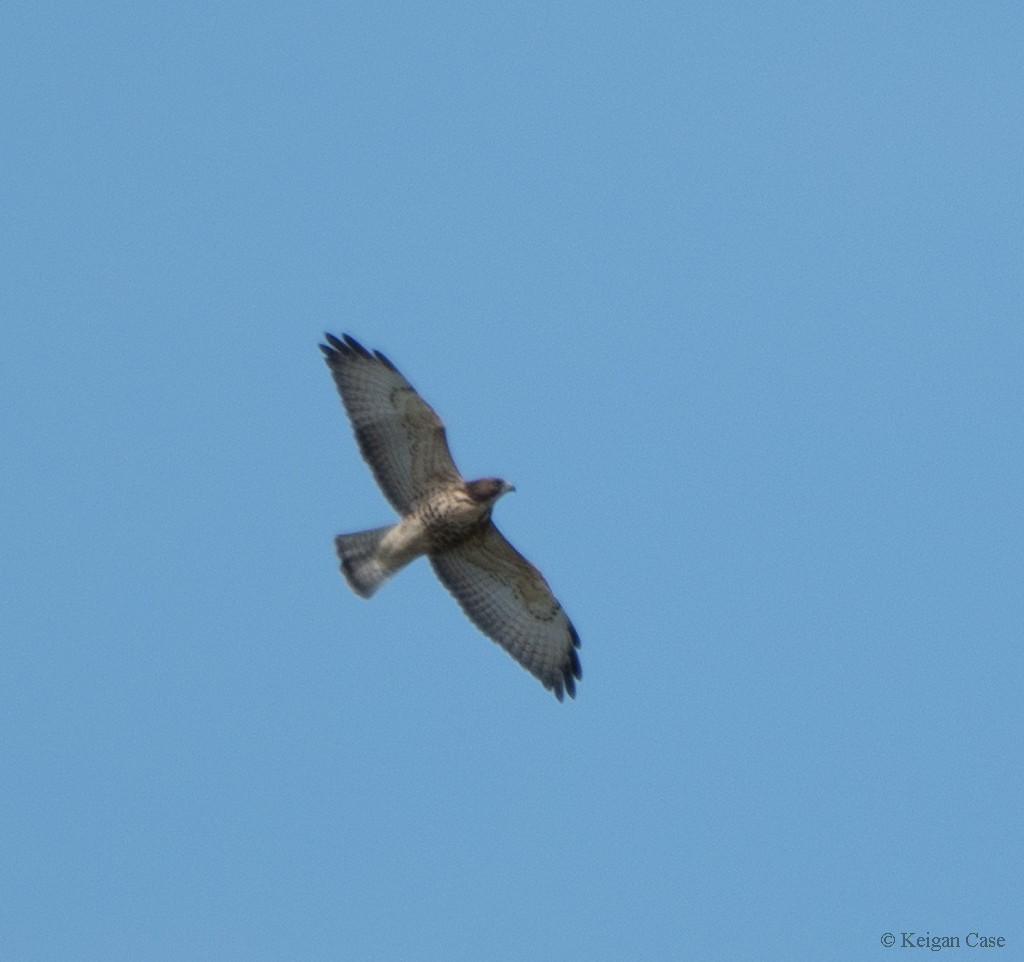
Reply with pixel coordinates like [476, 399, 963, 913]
[413, 489, 491, 553]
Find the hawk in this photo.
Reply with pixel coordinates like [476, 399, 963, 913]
[320, 333, 581, 700]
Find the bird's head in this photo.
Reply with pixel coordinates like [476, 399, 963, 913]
[466, 477, 516, 504]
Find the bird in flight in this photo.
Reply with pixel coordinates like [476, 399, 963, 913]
[320, 333, 581, 700]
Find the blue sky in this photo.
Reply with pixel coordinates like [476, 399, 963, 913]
[3, 1, 1022, 959]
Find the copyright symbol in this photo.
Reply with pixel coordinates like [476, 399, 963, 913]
[881, 933, 896, 947]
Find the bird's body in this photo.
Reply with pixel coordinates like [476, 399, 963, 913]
[320, 333, 581, 700]
[335, 479, 511, 596]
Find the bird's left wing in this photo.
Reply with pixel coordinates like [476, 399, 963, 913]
[430, 525, 581, 700]
[320, 334, 463, 514]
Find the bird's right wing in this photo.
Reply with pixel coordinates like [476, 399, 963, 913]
[430, 524, 581, 700]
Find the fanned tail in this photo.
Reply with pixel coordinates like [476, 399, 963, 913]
[334, 526, 396, 598]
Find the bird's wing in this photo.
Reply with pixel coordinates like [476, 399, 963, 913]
[320, 334, 463, 514]
[430, 524, 581, 700]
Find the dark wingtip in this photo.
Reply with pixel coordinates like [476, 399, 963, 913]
[550, 645, 582, 702]
[374, 349, 398, 371]
[342, 334, 373, 358]
[568, 620, 581, 650]
[554, 622, 582, 701]
[321, 333, 395, 369]
[320, 332, 347, 364]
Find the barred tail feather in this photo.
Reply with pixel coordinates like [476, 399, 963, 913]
[334, 526, 396, 598]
